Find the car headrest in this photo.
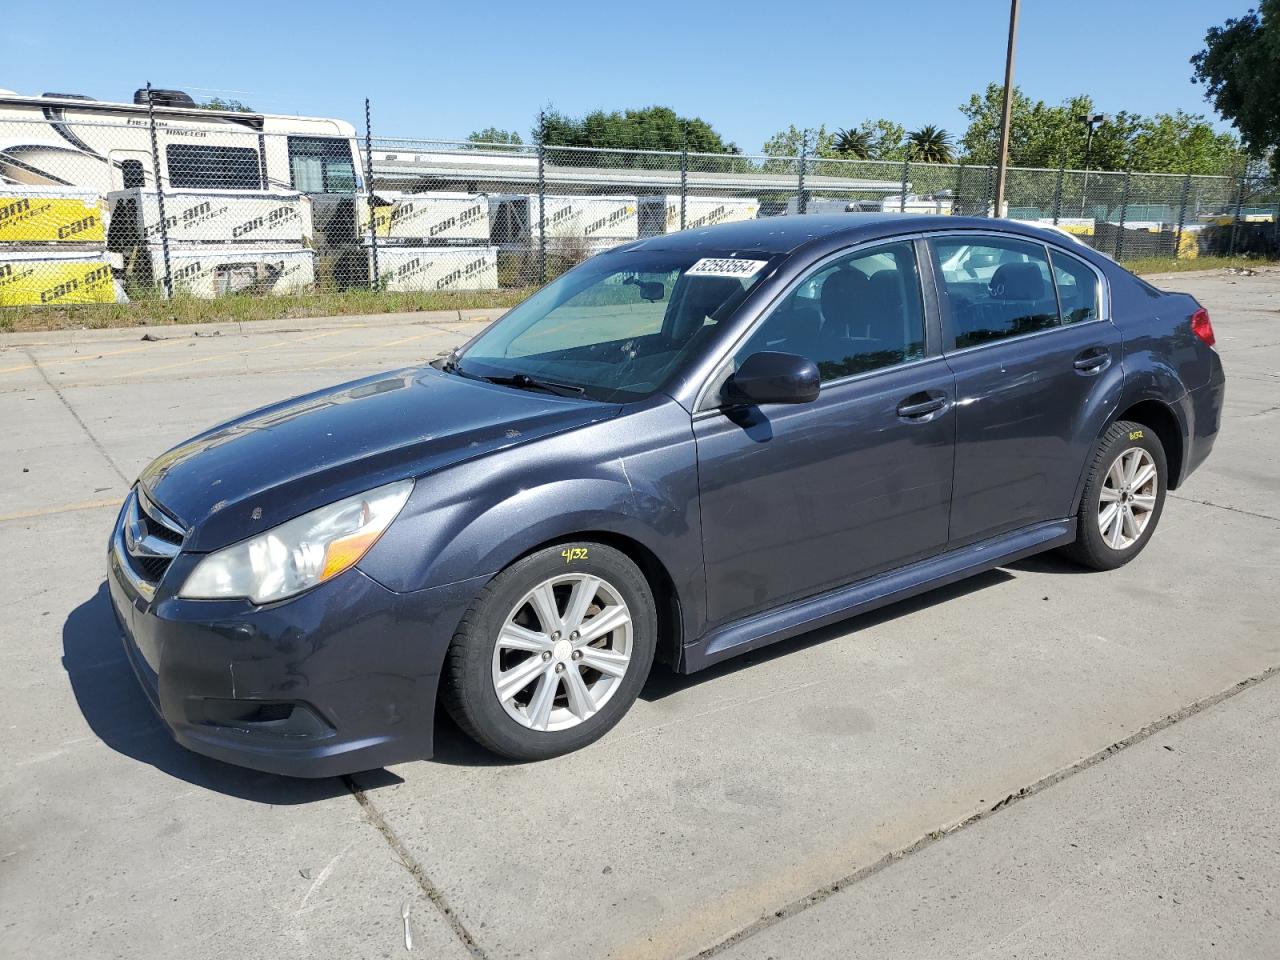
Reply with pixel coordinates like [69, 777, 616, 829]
[819, 270, 868, 325]
[990, 262, 1045, 301]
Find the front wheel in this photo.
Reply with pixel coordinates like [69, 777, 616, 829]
[442, 542, 657, 760]
[1061, 419, 1168, 571]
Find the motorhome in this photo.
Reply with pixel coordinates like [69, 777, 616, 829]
[0, 89, 362, 197]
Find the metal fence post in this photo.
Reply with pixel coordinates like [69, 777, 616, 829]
[899, 157, 910, 213]
[537, 111, 547, 284]
[982, 164, 995, 218]
[1051, 159, 1065, 225]
[1115, 167, 1132, 261]
[1228, 168, 1246, 257]
[1174, 171, 1192, 260]
[955, 163, 966, 214]
[797, 131, 808, 215]
[680, 125, 688, 231]
[143, 82, 173, 299]
[363, 97, 379, 291]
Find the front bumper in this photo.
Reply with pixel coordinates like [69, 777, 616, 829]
[108, 540, 487, 778]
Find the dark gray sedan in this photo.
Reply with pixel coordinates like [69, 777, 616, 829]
[108, 214, 1225, 775]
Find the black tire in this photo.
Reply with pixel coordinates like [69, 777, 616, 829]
[441, 542, 657, 761]
[1061, 419, 1168, 571]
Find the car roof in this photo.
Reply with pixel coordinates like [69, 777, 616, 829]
[623, 213, 1071, 256]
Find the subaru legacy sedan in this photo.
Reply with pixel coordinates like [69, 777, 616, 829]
[108, 214, 1224, 776]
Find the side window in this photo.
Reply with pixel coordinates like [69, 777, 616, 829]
[1050, 249, 1101, 325]
[165, 144, 262, 190]
[735, 241, 926, 383]
[932, 236, 1059, 349]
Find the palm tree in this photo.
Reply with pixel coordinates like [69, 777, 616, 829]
[833, 127, 873, 159]
[907, 125, 955, 164]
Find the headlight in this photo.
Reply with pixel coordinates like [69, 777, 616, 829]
[179, 479, 413, 604]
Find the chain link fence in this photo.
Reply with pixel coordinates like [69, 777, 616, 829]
[1, 93, 1276, 309]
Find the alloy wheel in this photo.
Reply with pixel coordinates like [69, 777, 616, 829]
[1098, 446, 1159, 550]
[491, 573, 633, 732]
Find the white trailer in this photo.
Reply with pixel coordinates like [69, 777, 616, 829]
[135, 246, 316, 298]
[488, 194, 639, 244]
[359, 192, 490, 243]
[106, 189, 314, 246]
[0, 90, 361, 198]
[371, 245, 498, 292]
[638, 195, 759, 235]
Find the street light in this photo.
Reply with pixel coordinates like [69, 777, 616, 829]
[1078, 112, 1108, 217]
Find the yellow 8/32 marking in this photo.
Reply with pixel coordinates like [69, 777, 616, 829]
[561, 547, 589, 563]
[1129, 429, 1144, 441]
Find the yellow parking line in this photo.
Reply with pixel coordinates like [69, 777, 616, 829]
[0, 496, 121, 523]
[114, 328, 346, 380]
[0, 337, 188, 375]
[300, 331, 439, 370]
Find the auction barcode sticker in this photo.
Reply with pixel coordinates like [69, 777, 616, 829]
[686, 257, 769, 278]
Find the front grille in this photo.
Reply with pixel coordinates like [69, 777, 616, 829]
[118, 489, 187, 591]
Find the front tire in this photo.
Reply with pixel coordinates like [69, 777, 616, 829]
[1062, 419, 1167, 570]
[442, 542, 657, 760]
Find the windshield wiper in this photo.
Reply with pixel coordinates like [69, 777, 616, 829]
[476, 372, 586, 397]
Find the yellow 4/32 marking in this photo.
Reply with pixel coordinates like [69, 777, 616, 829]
[1129, 430, 1144, 440]
[562, 547, 589, 563]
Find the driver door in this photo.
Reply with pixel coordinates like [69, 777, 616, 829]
[693, 240, 956, 627]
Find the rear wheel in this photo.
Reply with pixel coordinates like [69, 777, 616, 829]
[442, 542, 656, 760]
[1062, 419, 1167, 570]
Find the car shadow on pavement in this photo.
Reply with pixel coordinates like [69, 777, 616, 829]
[62, 583, 401, 803]
[640, 568, 1015, 702]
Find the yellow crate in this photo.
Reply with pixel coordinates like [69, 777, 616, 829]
[0, 255, 116, 306]
[0, 189, 106, 244]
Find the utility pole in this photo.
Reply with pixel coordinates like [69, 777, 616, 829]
[992, 0, 1020, 218]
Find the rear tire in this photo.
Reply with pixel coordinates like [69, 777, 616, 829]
[1061, 419, 1167, 571]
[442, 542, 657, 761]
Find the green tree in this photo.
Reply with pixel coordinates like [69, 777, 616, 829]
[466, 127, 523, 146]
[833, 127, 872, 158]
[959, 83, 1240, 173]
[907, 125, 955, 163]
[198, 97, 253, 113]
[536, 106, 737, 154]
[762, 124, 835, 158]
[1192, 0, 1280, 175]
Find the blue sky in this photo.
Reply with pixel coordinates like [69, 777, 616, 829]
[2, 0, 1247, 151]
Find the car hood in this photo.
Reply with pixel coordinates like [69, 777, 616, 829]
[138, 366, 621, 553]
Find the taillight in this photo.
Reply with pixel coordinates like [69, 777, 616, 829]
[1191, 307, 1215, 348]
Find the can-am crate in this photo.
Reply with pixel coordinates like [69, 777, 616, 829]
[0, 186, 107, 246]
[0, 249, 121, 306]
[359, 192, 490, 243]
[132, 247, 316, 298]
[363, 244, 498, 292]
[106, 189, 314, 247]
[638, 196, 759, 235]
[488, 194, 639, 243]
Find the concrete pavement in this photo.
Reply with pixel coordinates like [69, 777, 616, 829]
[0, 272, 1277, 959]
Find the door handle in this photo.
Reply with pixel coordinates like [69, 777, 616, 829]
[1073, 348, 1111, 372]
[897, 393, 948, 419]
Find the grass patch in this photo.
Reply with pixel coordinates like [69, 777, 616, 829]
[1128, 254, 1278, 276]
[0, 287, 534, 334]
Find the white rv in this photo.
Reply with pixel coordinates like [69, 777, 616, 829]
[0, 89, 362, 197]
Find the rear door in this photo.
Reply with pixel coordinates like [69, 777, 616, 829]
[694, 239, 955, 627]
[929, 234, 1120, 545]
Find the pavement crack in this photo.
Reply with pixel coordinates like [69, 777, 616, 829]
[688, 663, 1280, 960]
[342, 775, 489, 959]
[1168, 492, 1280, 524]
[23, 347, 130, 485]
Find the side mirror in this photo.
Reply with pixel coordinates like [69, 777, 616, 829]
[723, 351, 820, 406]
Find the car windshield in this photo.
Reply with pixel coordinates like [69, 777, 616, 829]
[455, 249, 780, 402]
